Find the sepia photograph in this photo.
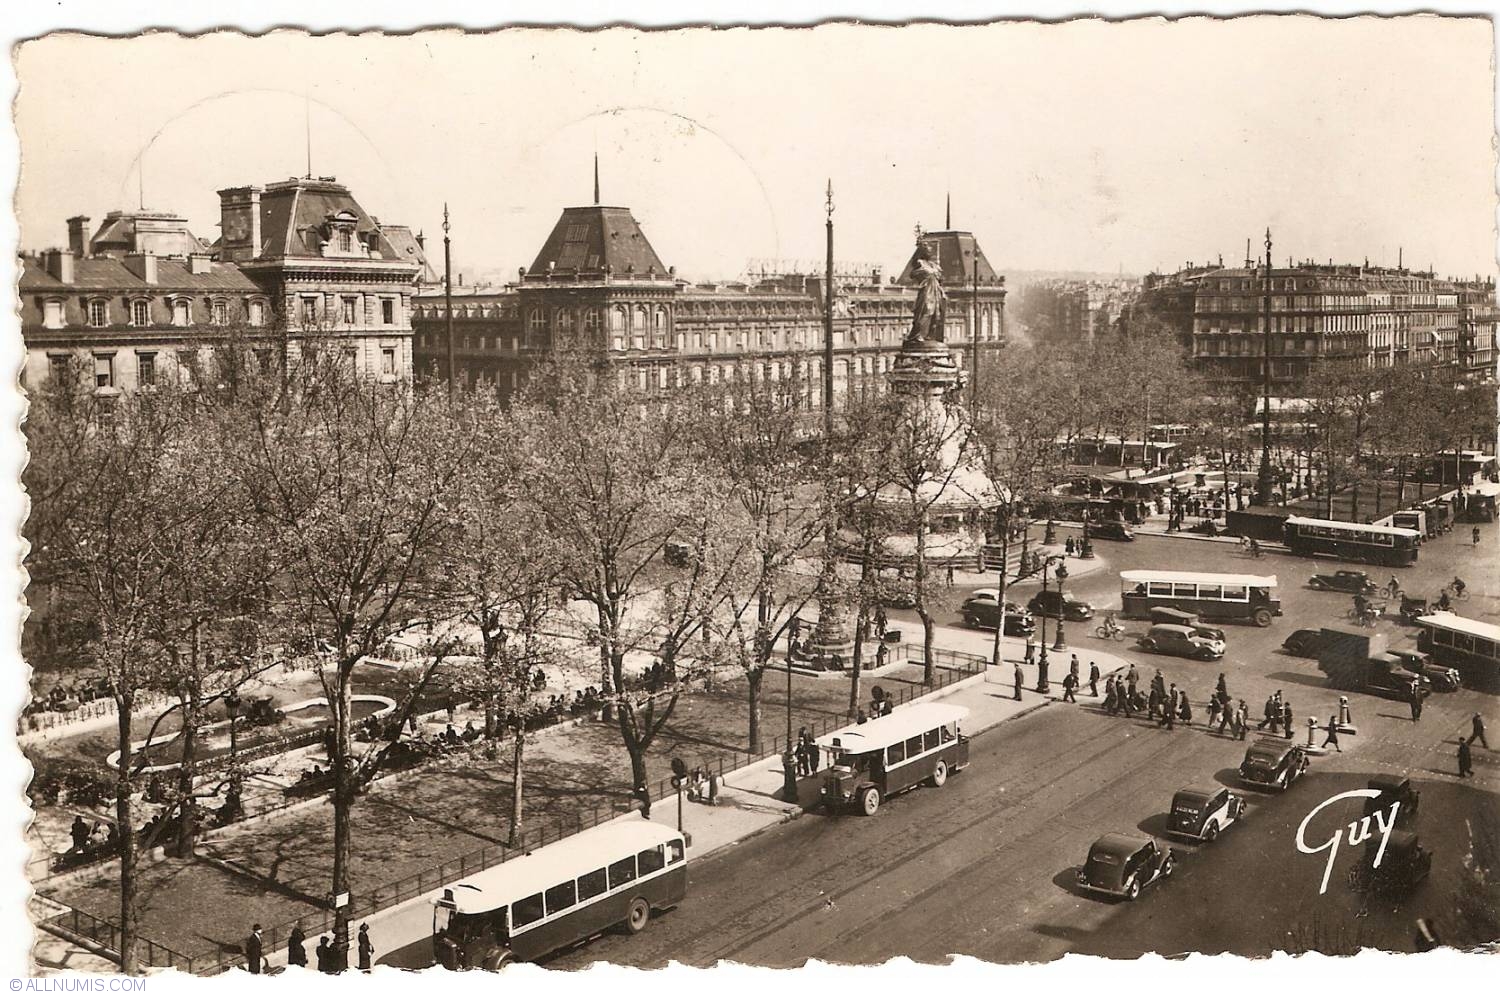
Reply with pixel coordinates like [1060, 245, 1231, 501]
[5, 9, 1499, 979]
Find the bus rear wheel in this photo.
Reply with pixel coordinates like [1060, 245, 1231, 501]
[928, 760, 948, 788]
[860, 786, 881, 816]
[624, 897, 651, 934]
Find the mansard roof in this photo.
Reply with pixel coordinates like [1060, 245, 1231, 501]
[527, 205, 668, 277]
[896, 230, 1000, 286]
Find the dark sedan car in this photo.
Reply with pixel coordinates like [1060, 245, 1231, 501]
[960, 590, 1036, 635]
[1027, 590, 1095, 622]
[1308, 570, 1378, 594]
[1282, 628, 1326, 658]
[1077, 833, 1175, 900]
[1239, 740, 1309, 791]
[1353, 831, 1432, 895]
[1089, 521, 1135, 542]
[1363, 774, 1419, 824]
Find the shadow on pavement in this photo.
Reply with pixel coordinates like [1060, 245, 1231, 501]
[1263, 670, 1329, 690]
[1135, 812, 1171, 839]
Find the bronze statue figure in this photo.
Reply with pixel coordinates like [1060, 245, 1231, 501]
[905, 241, 946, 346]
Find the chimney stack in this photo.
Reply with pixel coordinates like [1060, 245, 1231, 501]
[42, 248, 74, 283]
[187, 253, 213, 275]
[66, 216, 91, 257]
[124, 251, 158, 285]
[217, 185, 263, 262]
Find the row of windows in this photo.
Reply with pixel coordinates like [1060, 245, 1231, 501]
[45, 297, 262, 331]
[1135, 581, 1252, 601]
[1290, 524, 1397, 547]
[299, 296, 399, 328]
[510, 841, 685, 930]
[884, 725, 956, 767]
[46, 344, 399, 389]
[1426, 626, 1499, 662]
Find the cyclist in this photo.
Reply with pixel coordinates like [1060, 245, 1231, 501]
[1475, 527, 1482, 548]
[1386, 576, 1401, 599]
[1101, 612, 1122, 638]
[1452, 576, 1466, 598]
[1437, 591, 1452, 612]
[1248, 538, 1262, 558]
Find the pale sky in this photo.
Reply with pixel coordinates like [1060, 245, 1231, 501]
[12, 18, 1498, 281]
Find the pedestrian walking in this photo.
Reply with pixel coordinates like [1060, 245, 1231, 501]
[287, 925, 307, 968]
[796, 727, 811, 776]
[946, 564, 955, 587]
[1151, 670, 1166, 700]
[1013, 662, 1024, 701]
[245, 924, 264, 975]
[1322, 715, 1342, 752]
[1179, 693, 1192, 725]
[1472, 713, 1489, 749]
[358, 923, 373, 972]
[315, 937, 332, 974]
[1065, 537, 1075, 556]
[1236, 701, 1249, 740]
[1103, 676, 1117, 714]
[1208, 695, 1221, 727]
[1069, 654, 1080, 681]
[1409, 679, 1423, 722]
[790, 616, 803, 644]
[875, 641, 889, 668]
[874, 607, 887, 639]
[1088, 661, 1100, 697]
[1474, 526, 1482, 548]
[1458, 737, 1475, 778]
[1062, 671, 1078, 703]
[1257, 695, 1275, 731]
[1215, 673, 1228, 701]
[1162, 687, 1177, 729]
[1387, 575, 1400, 599]
[1126, 664, 1138, 695]
[1282, 701, 1294, 740]
[1024, 637, 1036, 664]
[1148, 685, 1162, 720]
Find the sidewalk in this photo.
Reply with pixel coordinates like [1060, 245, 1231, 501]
[263, 642, 1138, 973]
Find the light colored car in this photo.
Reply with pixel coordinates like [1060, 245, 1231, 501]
[1167, 785, 1245, 842]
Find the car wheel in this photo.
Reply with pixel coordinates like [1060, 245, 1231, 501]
[1125, 877, 1141, 901]
[1253, 609, 1272, 627]
[1161, 857, 1174, 878]
[928, 760, 948, 788]
[1204, 822, 1220, 843]
[860, 787, 881, 816]
[624, 897, 651, 934]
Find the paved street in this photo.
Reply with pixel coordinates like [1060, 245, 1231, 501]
[517, 524, 1498, 966]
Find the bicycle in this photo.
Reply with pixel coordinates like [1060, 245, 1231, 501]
[1346, 608, 1379, 628]
[1095, 623, 1126, 641]
[1443, 583, 1471, 601]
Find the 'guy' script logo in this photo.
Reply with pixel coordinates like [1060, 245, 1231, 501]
[1295, 788, 1400, 895]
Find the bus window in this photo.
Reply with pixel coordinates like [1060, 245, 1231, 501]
[940, 725, 954, 743]
[608, 856, 637, 889]
[1456, 634, 1474, 653]
[1198, 584, 1222, 599]
[578, 867, 608, 901]
[1222, 585, 1248, 601]
[512, 893, 545, 928]
[1173, 583, 1196, 598]
[924, 729, 940, 751]
[638, 845, 665, 875]
[1148, 581, 1171, 597]
[887, 742, 906, 764]
[1476, 638, 1496, 660]
[545, 881, 577, 916]
[905, 735, 924, 757]
[666, 839, 685, 864]
[1434, 628, 1453, 646]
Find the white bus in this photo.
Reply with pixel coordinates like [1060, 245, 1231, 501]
[432, 819, 687, 970]
[1120, 570, 1282, 627]
[1414, 613, 1500, 688]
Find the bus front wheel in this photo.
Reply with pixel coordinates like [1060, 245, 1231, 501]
[860, 787, 881, 816]
[928, 760, 948, 788]
[1253, 608, 1272, 627]
[624, 897, 652, 934]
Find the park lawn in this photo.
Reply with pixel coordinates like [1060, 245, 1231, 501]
[40, 662, 947, 959]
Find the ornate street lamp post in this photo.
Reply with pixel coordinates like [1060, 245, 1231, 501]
[1053, 561, 1070, 651]
[1036, 554, 1064, 693]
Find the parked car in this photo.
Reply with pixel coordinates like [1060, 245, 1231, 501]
[960, 589, 1035, 635]
[1238, 740, 1309, 791]
[1385, 649, 1460, 692]
[1138, 623, 1225, 661]
[1363, 774, 1420, 824]
[1351, 830, 1432, 894]
[1282, 628, 1326, 658]
[1089, 521, 1135, 542]
[1076, 833, 1176, 901]
[1167, 785, 1245, 843]
[1308, 570, 1378, 594]
[1027, 590, 1095, 621]
[1147, 606, 1226, 642]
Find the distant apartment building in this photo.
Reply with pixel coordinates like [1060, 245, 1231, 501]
[19, 176, 429, 393]
[1134, 261, 1497, 391]
[1015, 277, 1136, 343]
[411, 201, 1007, 401]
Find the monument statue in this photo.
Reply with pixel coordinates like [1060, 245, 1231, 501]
[904, 241, 947, 346]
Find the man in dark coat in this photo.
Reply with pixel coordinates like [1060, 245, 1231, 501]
[357, 923, 374, 972]
[1013, 662, 1023, 701]
[70, 816, 90, 852]
[1458, 737, 1474, 778]
[1088, 661, 1100, 697]
[1282, 701, 1294, 740]
[245, 925, 264, 975]
[1472, 713, 1489, 749]
[1126, 664, 1139, 696]
[287, 925, 308, 968]
[1322, 714, 1342, 752]
[316, 936, 333, 973]
[1258, 695, 1276, 731]
[1409, 679, 1423, 722]
[1061, 671, 1077, 703]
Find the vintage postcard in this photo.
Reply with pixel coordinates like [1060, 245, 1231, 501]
[7, 14, 1498, 979]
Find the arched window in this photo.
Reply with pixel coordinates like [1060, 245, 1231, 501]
[130, 299, 151, 328]
[556, 308, 575, 333]
[528, 309, 546, 335]
[583, 309, 600, 333]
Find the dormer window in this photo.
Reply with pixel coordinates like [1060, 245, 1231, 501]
[338, 229, 352, 252]
[170, 298, 192, 328]
[87, 299, 108, 328]
[248, 299, 266, 327]
[210, 300, 229, 326]
[130, 299, 151, 328]
[41, 298, 64, 330]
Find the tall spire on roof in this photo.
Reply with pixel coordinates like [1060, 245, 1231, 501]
[593, 152, 600, 206]
[945, 191, 951, 231]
